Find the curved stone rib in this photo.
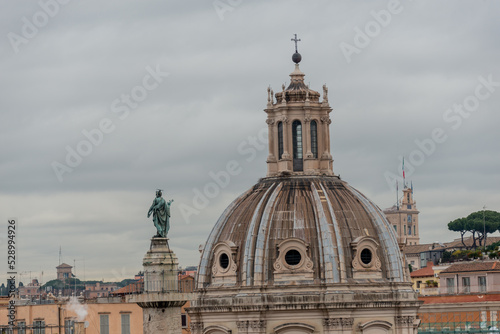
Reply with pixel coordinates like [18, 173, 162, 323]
[242, 184, 276, 286]
[319, 182, 346, 282]
[197, 187, 254, 288]
[311, 182, 339, 283]
[347, 185, 404, 282]
[254, 183, 283, 285]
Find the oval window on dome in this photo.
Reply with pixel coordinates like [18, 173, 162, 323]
[284, 249, 302, 266]
[219, 253, 229, 269]
[360, 248, 372, 265]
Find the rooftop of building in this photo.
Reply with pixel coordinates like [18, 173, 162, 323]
[404, 236, 500, 255]
[405, 243, 446, 254]
[440, 261, 500, 274]
[419, 293, 500, 304]
[445, 236, 500, 249]
[111, 279, 143, 295]
[410, 262, 435, 278]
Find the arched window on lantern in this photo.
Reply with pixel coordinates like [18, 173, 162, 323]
[292, 120, 303, 171]
[310, 120, 318, 158]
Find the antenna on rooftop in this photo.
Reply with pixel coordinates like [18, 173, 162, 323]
[59, 246, 62, 265]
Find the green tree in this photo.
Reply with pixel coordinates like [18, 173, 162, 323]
[448, 210, 500, 250]
[448, 217, 473, 249]
[466, 210, 500, 247]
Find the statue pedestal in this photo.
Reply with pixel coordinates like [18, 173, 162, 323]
[143, 238, 178, 292]
[128, 237, 194, 334]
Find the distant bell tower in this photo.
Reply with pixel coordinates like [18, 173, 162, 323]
[384, 185, 420, 245]
[265, 36, 333, 176]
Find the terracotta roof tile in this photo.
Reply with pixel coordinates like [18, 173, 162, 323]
[440, 261, 500, 274]
[404, 243, 445, 254]
[410, 263, 435, 278]
[110, 279, 143, 295]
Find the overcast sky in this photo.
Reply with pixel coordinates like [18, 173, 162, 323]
[1, 0, 499, 283]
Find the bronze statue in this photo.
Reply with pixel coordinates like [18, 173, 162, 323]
[147, 190, 173, 238]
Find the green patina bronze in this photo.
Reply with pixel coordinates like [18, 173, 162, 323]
[147, 189, 173, 238]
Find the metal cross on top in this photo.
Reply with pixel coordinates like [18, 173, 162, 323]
[291, 34, 301, 53]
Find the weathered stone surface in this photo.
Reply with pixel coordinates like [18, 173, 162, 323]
[131, 238, 194, 334]
[143, 306, 181, 334]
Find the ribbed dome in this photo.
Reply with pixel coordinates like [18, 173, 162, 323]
[197, 175, 406, 289]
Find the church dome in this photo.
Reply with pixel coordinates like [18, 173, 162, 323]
[197, 175, 406, 288]
[196, 45, 409, 290]
[190, 38, 419, 334]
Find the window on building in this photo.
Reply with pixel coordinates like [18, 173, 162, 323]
[411, 261, 415, 265]
[462, 277, 470, 293]
[393, 225, 397, 232]
[446, 278, 455, 294]
[407, 193, 410, 202]
[181, 314, 187, 328]
[408, 226, 412, 235]
[292, 120, 303, 159]
[100, 314, 109, 334]
[417, 280, 421, 288]
[292, 120, 303, 171]
[310, 120, 318, 158]
[65, 319, 74, 334]
[408, 215, 412, 223]
[18, 321, 26, 334]
[479, 276, 487, 292]
[277, 122, 283, 159]
[33, 320, 45, 334]
[121, 314, 130, 334]
[407, 205, 411, 209]
[404, 225, 407, 235]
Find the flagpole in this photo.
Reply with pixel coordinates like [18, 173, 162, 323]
[396, 181, 399, 210]
[402, 157, 406, 188]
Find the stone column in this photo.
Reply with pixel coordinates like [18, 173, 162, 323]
[278, 116, 292, 173]
[281, 117, 290, 160]
[266, 118, 276, 162]
[395, 316, 416, 334]
[320, 116, 331, 159]
[266, 118, 278, 176]
[320, 116, 333, 174]
[143, 238, 178, 293]
[129, 238, 194, 334]
[303, 116, 312, 158]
